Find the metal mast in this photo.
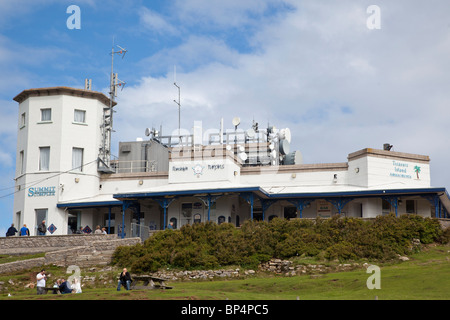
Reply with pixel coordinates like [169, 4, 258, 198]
[173, 65, 181, 142]
[98, 43, 127, 173]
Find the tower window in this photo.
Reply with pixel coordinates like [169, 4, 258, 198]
[40, 108, 52, 122]
[74, 109, 86, 123]
[39, 147, 50, 171]
[72, 147, 84, 172]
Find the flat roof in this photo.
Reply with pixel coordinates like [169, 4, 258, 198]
[13, 86, 116, 107]
[57, 195, 123, 209]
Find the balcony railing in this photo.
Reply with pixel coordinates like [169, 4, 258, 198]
[111, 160, 157, 174]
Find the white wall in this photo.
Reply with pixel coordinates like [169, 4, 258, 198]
[14, 92, 109, 235]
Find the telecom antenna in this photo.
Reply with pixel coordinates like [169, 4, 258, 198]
[98, 41, 127, 172]
[173, 65, 181, 142]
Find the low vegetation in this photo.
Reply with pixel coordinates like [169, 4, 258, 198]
[112, 214, 449, 273]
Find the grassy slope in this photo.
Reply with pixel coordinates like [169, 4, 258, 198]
[1, 244, 448, 300]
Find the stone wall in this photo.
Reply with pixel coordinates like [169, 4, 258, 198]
[0, 234, 119, 255]
[438, 218, 450, 230]
[0, 235, 141, 274]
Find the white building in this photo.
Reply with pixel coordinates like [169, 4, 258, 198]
[12, 86, 450, 237]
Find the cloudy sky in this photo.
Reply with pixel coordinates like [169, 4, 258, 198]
[0, 0, 449, 234]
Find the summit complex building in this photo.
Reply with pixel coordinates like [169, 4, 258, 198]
[12, 86, 450, 237]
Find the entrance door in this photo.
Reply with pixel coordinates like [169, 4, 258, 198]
[35, 209, 48, 235]
[68, 211, 81, 234]
[68, 212, 77, 234]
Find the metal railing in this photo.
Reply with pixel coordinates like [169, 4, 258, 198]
[111, 160, 157, 174]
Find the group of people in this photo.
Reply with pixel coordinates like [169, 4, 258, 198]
[6, 221, 47, 237]
[36, 269, 82, 295]
[34, 268, 131, 295]
[6, 222, 109, 237]
[6, 223, 33, 236]
[71, 225, 108, 234]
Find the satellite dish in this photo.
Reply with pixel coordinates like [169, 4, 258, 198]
[279, 128, 291, 143]
[238, 145, 245, 152]
[145, 128, 151, 136]
[239, 152, 248, 161]
[284, 128, 291, 143]
[246, 128, 255, 138]
[226, 145, 232, 151]
[284, 151, 303, 165]
[279, 139, 290, 155]
[232, 117, 241, 127]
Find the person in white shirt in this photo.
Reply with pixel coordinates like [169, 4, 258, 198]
[36, 269, 47, 295]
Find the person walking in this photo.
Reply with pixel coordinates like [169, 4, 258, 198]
[6, 224, 18, 236]
[20, 224, 30, 236]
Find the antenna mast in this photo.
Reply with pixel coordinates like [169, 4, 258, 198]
[173, 65, 181, 141]
[98, 41, 127, 173]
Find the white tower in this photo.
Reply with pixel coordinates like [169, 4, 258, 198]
[13, 86, 114, 235]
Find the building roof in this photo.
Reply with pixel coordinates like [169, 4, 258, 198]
[57, 194, 122, 209]
[13, 86, 116, 107]
[348, 148, 430, 163]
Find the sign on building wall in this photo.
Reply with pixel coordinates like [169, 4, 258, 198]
[390, 161, 422, 180]
[28, 186, 56, 197]
[169, 159, 239, 184]
[316, 200, 332, 218]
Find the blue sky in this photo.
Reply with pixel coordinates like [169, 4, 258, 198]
[1, 0, 450, 235]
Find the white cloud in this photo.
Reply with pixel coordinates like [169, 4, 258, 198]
[112, 0, 450, 190]
[139, 7, 178, 35]
[173, 0, 285, 29]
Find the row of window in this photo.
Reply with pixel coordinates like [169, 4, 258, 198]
[20, 108, 86, 127]
[18, 147, 84, 174]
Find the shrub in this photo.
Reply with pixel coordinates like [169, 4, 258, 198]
[112, 214, 445, 273]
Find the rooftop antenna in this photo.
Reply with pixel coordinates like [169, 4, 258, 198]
[173, 65, 181, 142]
[99, 39, 127, 172]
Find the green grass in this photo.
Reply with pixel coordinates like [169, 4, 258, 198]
[0, 253, 46, 264]
[1, 244, 449, 300]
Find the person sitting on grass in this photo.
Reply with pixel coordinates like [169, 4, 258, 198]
[59, 278, 73, 294]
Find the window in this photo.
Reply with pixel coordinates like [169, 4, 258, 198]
[382, 199, 391, 215]
[74, 109, 86, 123]
[181, 203, 193, 218]
[406, 200, 416, 214]
[72, 148, 84, 172]
[21, 112, 26, 128]
[40, 108, 52, 122]
[104, 213, 115, 234]
[284, 207, 297, 219]
[19, 150, 24, 174]
[39, 147, 50, 171]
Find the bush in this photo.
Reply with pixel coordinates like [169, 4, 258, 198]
[112, 214, 445, 273]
